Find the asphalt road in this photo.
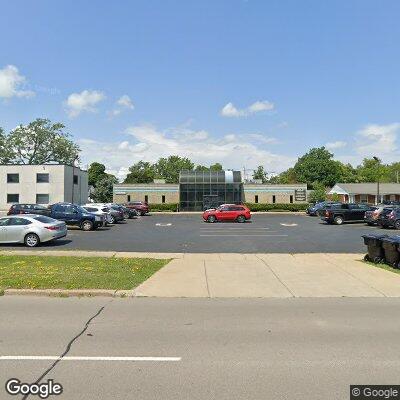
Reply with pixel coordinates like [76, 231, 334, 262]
[1, 213, 390, 253]
[1, 297, 400, 400]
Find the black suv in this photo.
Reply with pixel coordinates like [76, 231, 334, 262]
[378, 207, 400, 230]
[7, 204, 51, 216]
[320, 203, 372, 225]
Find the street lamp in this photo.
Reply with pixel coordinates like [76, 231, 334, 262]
[373, 156, 380, 205]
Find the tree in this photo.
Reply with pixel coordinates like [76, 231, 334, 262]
[0, 127, 12, 163]
[154, 155, 194, 183]
[6, 118, 80, 165]
[355, 158, 390, 183]
[195, 165, 209, 172]
[209, 163, 223, 171]
[309, 182, 327, 203]
[253, 166, 267, 183]
[92, 175, 118, 203]
[293, 147, 343, 188]
[267, 167, 297, 184]
[88, 162, 107, 187]
[124, 161, 155, 183]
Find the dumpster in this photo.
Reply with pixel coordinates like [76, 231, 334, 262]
[362, 233, 388, 263]
[381, 236, 400, 268]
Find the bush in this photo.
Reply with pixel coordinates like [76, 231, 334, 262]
[149, 203, 179, 212]
[244, 203, 308, 212]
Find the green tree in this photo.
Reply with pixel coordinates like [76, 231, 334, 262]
[209, 162, 223, 171]
[253, 166, 267, 183]
[124, 161, 156, 183]
[0, 127, 12, 163]
[309, 182, 327, 203]
[92, 175, 118, 203]
[154, 155, 194, 183]
[293, 147, 343, 188]
[388, 162, 400, 183]
[195, 165, 209, 172]
[356, 157, 390, 183]
[88, 162, 107, 187]
[267, 167, 297, 184]
[6, 118, 80, 164]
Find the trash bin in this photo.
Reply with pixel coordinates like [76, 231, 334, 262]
[381, 236, 400, 268]
[362, 233, 388, 263]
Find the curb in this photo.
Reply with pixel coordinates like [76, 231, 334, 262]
[3, 288, 136, 298]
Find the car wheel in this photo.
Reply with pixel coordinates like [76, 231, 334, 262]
[140, 211, 145, 216]
[367, 222, 374, 226]
[81, 220, 94, 231]
[333, 216, 343, 225]
[236, 215, 246, 223]
[395, 220, 400, 230]
[109, 215, 115, 224]
[207, 215, 216, 223]
[25, 233, 40, 247]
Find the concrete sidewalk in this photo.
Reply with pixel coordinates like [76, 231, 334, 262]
[134, 253, 400, 298]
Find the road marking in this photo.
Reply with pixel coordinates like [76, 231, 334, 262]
[200, 228, 270, 230]
[199, 234, 289, 237]
[0, 356, 181, 362]
[155, 223, 172, 227]
[280, 223, 298, 227]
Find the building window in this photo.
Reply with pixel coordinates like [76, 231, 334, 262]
[127, 195, 131, 202]
[272, 195, 276, 204]
[290, 195, 293, 204]
[36, 173, 49, 183]
[36, 194, 49, 204]
[7, 173, 19, 183]
[162, 195, 166, 204]
[7, 194, 19, 203]
[360, 194, 368, 203]
[145, 195, 148, 203]
[255, 195, 259, 204]
[73, 175, 78, 185]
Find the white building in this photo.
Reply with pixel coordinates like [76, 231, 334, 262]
[0, 164, 88, 210]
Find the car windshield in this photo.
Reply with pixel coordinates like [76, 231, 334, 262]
[32, 215, 57, 223]
[76, 205, 90, 213]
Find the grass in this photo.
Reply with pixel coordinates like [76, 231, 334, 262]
[0, 255, 170, 290]
[363, 259, 400, 275]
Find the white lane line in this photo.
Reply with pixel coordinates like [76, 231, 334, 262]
[280, 223, 298, 227]
[200, 228, 270, 230]
[199, 234, 289, 237]
[155, 223, 172, 226]
[0, 356, 181, 362]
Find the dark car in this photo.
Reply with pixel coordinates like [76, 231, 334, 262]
[306, 201, 340, 216]
[320, 203, 372, 225]
[364, 205, 396, 226]
[48, 203, 104, 231]
[124, 201, 150, 216]
[378, 207, 400, 230]
[117, 204, 138, 219]
[7, 204, 51, 216]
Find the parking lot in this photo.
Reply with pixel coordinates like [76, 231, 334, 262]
[1, 213, 390, 253]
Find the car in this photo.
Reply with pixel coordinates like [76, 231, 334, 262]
[89, 203, 125, 224]
[7, 204, 51, 216]
[83, 205, 113, 225]
[124, 201, 150, 216]
[320, 203, 372, 225]
[48, 203, 105, 231]
[117, 204, 138, 219]
[364, 205, 396, 226]
[378, 207, 400, 230]
[306, 201, 340, 216]
[0, 214, 67, 247]
[203, 204, 251, 223]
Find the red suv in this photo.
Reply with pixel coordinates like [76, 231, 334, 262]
[203, 204, 251, 223]
[124, 201, 150, 216]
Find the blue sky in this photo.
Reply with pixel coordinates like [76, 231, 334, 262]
[1, 0, 399, 179]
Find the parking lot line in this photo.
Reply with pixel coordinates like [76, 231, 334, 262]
[0, 356, 181, 362]
[200, 234, 289, 237]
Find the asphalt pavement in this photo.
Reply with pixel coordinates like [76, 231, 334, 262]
[0, 213, 390, 253]
[1, 297, 400, 400]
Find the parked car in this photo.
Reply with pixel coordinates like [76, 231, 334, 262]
[88, 203, 125, 224]
[0, 215, 67, 247]
[7, 204, 51, 216]
[364, 205, 396, 226]
[306, 201, 340, 216]
[320, 203, 372, 225]
[378, 207, 400, 230]
[124, 201, 150, 216]
[117, 204, 138, 219]
[48, 203, 105, 231]
[83, 205, 113, 225]
[203, 204, 251, 223]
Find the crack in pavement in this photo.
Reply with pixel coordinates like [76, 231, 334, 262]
[22, 299, 112, 399]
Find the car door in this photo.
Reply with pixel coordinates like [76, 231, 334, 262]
[0, 218, 10, 242]
[6, 217, 32, 242]
[357, 204, 370, 221]
[216, 206, 229, 221]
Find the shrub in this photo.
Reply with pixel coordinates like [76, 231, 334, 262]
[149, 203, 179, 212]
[244, 203, 308, 212]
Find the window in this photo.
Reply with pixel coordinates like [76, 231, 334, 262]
[7, 194, 19, 203]
[84, 207, 97, 212]
[145, 195, 148, 203]
[7, 173, 19, 183]
[359, 194, 368, 203]
[272, 195, 276, 204]
[8, 217, 31, 226]
[127, 195, 131, 202]
[255, 195, 259, 204]
[36, 194, 49, 204]
[73, 175, 78, 184]
[290, 195, 293, 204]
[0, 218, 11, 226]
[36, 173, 49, 183]
[162, 195, 166, 204]
[32, 216, 55, 224]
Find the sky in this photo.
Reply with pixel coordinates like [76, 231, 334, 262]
[0, 0, 399, 180]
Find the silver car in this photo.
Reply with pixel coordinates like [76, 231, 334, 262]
[0, 215, 67, 247]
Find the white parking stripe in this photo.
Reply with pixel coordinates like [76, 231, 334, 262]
[0, 356, 181, 362]
[199, 234, 289, 237]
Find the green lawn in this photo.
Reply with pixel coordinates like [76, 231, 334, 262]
[0, 255, 170, 290]
[364, 260, 400, 275]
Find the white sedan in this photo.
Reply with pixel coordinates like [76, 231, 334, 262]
[0, 215, 67, 247]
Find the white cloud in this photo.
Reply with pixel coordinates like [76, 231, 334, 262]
[65, 90, 105, 118]
[0, 65, 35, 99]
[248, 133, 278, 144]
[117, 95, 134, 109]
[356, 123, 399, 157]
[325, 141, 347, 150]
[220, 100, 274, 117]
[78, 124, 294, 181]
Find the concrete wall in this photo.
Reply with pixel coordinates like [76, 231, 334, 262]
[63, 165, 89, 204]
[243, 184, 308, 204]
[0, 164, 88, 210]
[113, 184, 179, 204]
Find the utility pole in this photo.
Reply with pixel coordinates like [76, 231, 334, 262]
[373, 156, 380, 205]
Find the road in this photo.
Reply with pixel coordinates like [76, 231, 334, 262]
[1, 297, 400, 399]
[1, 214, 389, 253]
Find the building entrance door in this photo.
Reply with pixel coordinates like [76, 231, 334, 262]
[203, 195, 220, 210]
